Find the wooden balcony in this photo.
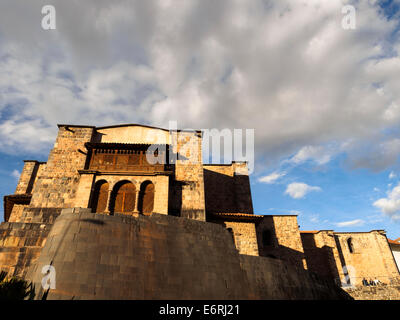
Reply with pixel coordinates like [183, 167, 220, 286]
[84, 143, 173, 174]
[88, 163, 172, 173]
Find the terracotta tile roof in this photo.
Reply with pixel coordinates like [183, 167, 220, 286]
[208, 213, 265, 221]
[300, 231, 319, 234]
[388, 238, 400, 245]
[210, 212, 265, 218]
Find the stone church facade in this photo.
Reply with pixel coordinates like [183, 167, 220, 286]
[1, 123, 399, 299]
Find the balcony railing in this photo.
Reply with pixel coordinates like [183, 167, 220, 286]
[89, 163, 171, 173]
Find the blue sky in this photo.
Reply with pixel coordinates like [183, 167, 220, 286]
[0, 0, 400, 239]
[252, 153, 400, 238]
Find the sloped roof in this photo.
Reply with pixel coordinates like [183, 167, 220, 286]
[388, 238, 400, 246]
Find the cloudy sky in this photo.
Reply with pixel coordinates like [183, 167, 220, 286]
[0, 0, 399, 238]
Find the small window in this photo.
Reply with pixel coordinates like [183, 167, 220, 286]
[262, 230, 273, 246]
[347, 238, 354, 253]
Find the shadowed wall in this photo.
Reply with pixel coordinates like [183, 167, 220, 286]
[25, 209, 349, 300]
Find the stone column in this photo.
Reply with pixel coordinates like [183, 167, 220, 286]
[133, 185, 140, 214]
[104, 188, 112, 215]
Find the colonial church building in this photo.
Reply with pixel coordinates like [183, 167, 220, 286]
[1, 124, 399, 298]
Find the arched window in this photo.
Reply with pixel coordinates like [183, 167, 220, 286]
[138, 181, 155, 216]
[92, 180, 109, 213]
[262, 230, 273, 246]
[112, 181, 136, 214]
[347, 238, 354, 253]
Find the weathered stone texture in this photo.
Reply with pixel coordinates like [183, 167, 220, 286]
[334, 232, 400, 286]
[344, 285, 400, 300]
[301, 231, 345, 284]
[172, 131, 206, 221]
[0, 220, 52, 278]
[203, 163, 253, 214]
[3, 123, 397, 300]
[25, 210, 349, 300]
[223, 221, 259, 256]
[9, 204, 27, 223]
[256, 215, 307, 269]
[29, 126, 95, 208]
[15, 161, 44, 195]
[240, 255, 350, 300]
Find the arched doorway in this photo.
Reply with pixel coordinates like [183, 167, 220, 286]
[138, 181, 155, 216]
[113, 181, 136, 214]
[92, 180, 109, 213]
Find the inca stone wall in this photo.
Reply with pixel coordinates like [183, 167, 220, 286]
[8, 205, 26, 223]
[8, 161, 46, 223]
[334, 232, 400, 286]
[15, 160, 45, 195]
[223, 221, 259, 256]
[232, 162, 253, 214]
[344, 285, 400, 300]
[0, 208, 61, 278]
[239, 255, 350, 300]
[171, 131, 206, 221]
[256, 215, 307, 269]
[203, 163, 253, 214]
[203, 165, 236, 213]
[301, 231, 345, 284]
[29, 125, 95, 208]
[25, 209, 349, 300]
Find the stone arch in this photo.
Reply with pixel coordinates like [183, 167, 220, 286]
[109, 178, 138, 192]
[138, 180, 155, 216]
[91, 180, 109, 213]
[109, 180, 136, 215]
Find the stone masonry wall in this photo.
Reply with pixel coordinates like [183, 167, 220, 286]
[29, 126, 95, 208]
[25, 209, 350, 300]
[334, 232, 400, 286]
[232, 162, 253, 214]
[15, 161, 44, 195]
[171, 131, 206, 221]
[8, 205, 27, 223]
[203, 163, 253, 214]
[0, 207, 62, 277]
[223, 221, 259, 256]
[344, 284, 400, 300]
[256, 216, 307, 269]
[240, 255, 350, 300]
[203, 165, 236, 213]
[301, 231, 345, 284]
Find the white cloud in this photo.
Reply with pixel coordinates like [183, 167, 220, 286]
[309, 214, 320, 223]
[289, 145, 332, 165]
[389, 171, 396, 179]
[344, 138, 400, 172]
[0, 0, 398, 173]
[285, 182, 321, 199]
[258, 171, 286, 184]
[10, 169, 20, 180]
[373, 183, 400, 221]
[335, 219, 365, 227]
